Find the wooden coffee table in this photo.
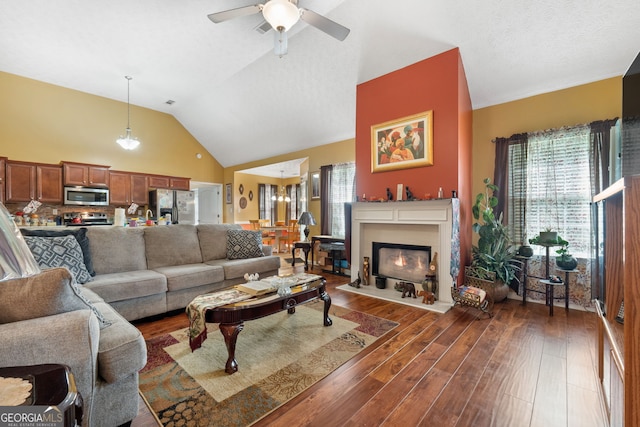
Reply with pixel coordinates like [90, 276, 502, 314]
[205, 275, 332, 374]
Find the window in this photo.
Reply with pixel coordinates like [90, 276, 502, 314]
[321, 162, 355, 238]
[258, 184, 276, 224]
[507, 125, 592, 257]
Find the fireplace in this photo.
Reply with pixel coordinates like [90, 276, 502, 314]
[372, 242, 431, 283]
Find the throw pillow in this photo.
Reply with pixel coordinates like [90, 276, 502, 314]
[227, 229, 264, 260]
[0, 267, 110, 328]
[23, 235, 93, 284]
[20, 227, 95, 276]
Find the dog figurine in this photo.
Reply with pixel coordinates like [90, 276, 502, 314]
[397, 281, 417, 298]
[418, 290, 435, 305]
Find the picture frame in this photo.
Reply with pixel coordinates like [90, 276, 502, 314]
[371, 110, 434, 173]
[225, 183, 232, 204]
[311, 171, 320, 200]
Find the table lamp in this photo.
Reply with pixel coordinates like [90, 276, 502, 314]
[298, 211, 316, 241]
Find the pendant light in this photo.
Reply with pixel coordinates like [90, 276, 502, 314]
[116, 76, 140, 150]
[271, 170, 291, 203]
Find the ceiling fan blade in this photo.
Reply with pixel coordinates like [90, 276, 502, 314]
[254, 20, 273, 34]
[299, 8, 350, 41]
[208, 4, 262, 24]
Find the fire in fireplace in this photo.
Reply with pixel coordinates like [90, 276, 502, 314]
[372, 242, 431, 283]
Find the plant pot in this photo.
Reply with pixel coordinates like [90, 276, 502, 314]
[517, 245, 534, 258]
[488, 281, 510, 302]
[556, 256, 578, 270]
[539, 231, 558, 244]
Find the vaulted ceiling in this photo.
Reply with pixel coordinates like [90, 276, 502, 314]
[1, 0, 639, 167]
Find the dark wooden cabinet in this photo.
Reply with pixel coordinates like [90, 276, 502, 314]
[593, 175, 640, 426]
[0, 157, 6, 203]
[63, 162, 110, 187]
[6, 161, 62, 203]
[109, 171, 148, 206]
[148, 175, 190, 190]
[36, 164, 63, 203]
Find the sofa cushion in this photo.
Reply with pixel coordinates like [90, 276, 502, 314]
[87, 227, 147, 274]
[21, 227, 95, 276]
[0, 267, 110, 328]
[207, 255, 281, 280]
[23, 235, 93, 284]
[92, 300, 147, 383]
[227, 229, 264, 260]
[144, 225, 203, 269]
[153, 263, 224, 292]
[197, 224, 242, 261]
[83, 270, 168, 303]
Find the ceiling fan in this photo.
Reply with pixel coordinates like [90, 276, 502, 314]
[208, 0, 350, 56]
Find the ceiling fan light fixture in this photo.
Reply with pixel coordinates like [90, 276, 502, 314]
[273, 28, 288, 57]
[116, 76, 140, 150]
[262, 0, 300, 32]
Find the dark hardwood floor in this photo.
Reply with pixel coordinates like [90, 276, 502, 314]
[131, 263, 606, 427]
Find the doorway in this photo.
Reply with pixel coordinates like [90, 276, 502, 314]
[192, 182, 223, 224]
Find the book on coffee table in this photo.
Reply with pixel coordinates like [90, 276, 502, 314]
[235, 280, 276, 296]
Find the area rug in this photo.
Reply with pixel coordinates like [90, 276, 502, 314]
[139, 301, 398, 426]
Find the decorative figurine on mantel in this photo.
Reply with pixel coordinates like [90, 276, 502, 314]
[386, 187, 393, 201]
[362, 257, 370, 286]
[405, 186, 414, 201]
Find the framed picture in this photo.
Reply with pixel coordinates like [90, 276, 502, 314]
[371, 110, 434, 173]
[311, 171, 320, 200]
[225, 183, 232, 204]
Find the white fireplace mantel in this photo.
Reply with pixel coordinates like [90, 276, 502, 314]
[350, 200, 455, 309]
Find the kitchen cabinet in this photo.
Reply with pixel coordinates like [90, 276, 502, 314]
[6, 161, 62, 203]
[0, 157, 5, 203]
[593, 175, 640, 426]
[148, 175, 190, 190]
[62, 162, 110, 188]
[109, 171, 148, 206]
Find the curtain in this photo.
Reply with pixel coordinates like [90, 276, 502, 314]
[494, 133, 527, 245]
[320, 165, 332, 235]
[329, 162, 356, 238]
[589, 119, 618, 197]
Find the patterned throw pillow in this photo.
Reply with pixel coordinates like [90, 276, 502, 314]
[24, 235, 93, 284]
[20, 227, 95, 276]
[227, 230, 264, 260]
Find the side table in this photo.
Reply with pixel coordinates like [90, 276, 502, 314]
[291, 241, 311, 270]
[539, 279, 568, 316]
[0, 364, 83, 426]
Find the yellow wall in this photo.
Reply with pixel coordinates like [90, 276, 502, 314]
[224, 138, 355, 229]
[0, 72, 223, 183]
[472, 77, 622, 199]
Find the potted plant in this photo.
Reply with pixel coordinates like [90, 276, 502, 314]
[539, 228, 558, 244]
[468, 178, 522, 302]
[555, 237, 578, 270]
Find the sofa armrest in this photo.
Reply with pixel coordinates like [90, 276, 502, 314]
[262, 245, 274, 256]
[0, 310, 100, 414]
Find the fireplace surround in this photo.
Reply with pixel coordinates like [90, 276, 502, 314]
[349, 199, 458, 312]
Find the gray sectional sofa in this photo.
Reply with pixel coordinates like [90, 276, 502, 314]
[0, 223, 280, 427]
[85, 224, 281, 321]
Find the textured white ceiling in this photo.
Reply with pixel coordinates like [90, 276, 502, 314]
[1, 0, 639, 167]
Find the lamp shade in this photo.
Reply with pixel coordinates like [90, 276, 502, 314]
[262, 0, 300, 32]
[298, 211, 316, 226]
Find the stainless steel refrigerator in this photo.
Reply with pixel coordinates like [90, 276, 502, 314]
[149, 189, 196, 224]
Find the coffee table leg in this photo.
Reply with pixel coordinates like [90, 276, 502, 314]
[321, 290, 332, 326]
[219, 322, 244, 374]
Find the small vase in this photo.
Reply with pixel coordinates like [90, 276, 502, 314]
[362, 257, 370, 286]
[517, 245, 533, 258]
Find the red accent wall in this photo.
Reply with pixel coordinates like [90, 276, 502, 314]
[355, 48, 473, 275]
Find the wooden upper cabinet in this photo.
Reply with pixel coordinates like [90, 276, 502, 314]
[130, 174, 149, 205]
[6, 161, 36, 202]
[6, 161, 62, 203]
[37, 164, 63, 203]
[63, 162, 110, 187]
[109, 171, 148, 206]
[170, 177, 190, 190]
[148, 175, 170, 189]
[0, 157, 6, 204]
[148, 175, 190, 190]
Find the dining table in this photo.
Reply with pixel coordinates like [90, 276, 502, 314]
[260, 226, 289, 253]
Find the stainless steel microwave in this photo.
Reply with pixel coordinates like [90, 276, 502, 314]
[64, 187, 109, 206]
